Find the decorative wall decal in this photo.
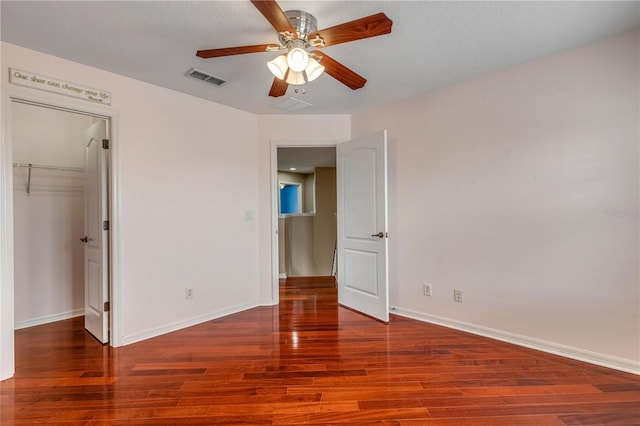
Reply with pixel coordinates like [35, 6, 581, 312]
[9, 68, 111, 105]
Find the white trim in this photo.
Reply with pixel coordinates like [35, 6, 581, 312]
[15, 309, 85, 330]
[270, 143, 278, 306]
[106, 109, 122, 348]
[122, 302, 258, 346]
[279, 213, 315, 219]
[279, 273, 287, 279]
[0, 91, 16, 380]
[0, 86, 121, 381]
[391, 306, 640, 375]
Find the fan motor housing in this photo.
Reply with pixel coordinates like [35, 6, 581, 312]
[280, 10, 318, 43]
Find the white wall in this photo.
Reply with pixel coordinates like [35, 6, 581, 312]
[12, 103, 91, 328]
[1, 42, 260, 360]
[257, 115, 350, 304]
[352, 30, 639, 371]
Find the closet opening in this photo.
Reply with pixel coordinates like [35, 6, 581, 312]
[11, 100, 111, 344]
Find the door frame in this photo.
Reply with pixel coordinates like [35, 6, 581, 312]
[0, 87, 122, 380]
[270, 139, 339, 305]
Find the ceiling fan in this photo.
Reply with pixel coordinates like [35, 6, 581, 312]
[196, 0, 393, 97]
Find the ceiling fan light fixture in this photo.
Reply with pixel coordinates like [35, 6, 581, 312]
[286, 70, 305, 85]
[305, 58, 325, 82]
[287, 47, 309, 72]
[267, 55, 288, 80]
[197, 2, 393, 98]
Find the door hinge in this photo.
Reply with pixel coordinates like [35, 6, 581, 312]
[102, 139, 109, 149]
[103, 220, 110, 231]
[104, 301, 110, 312]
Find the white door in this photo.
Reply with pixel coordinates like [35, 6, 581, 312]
[83, 120, 109, 343]
[336, 130, 389, 322]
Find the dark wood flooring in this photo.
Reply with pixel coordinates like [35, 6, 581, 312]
[1, 276, 639, 425]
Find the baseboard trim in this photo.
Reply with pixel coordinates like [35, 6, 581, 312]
[279, 273, 287, 279]
[15, 308, 84, 330]
[391, 306, 639, 375]
[122, 301, 258, 346]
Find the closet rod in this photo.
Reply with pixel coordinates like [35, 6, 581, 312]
[12, 162, 85, 195]
[12, 162, 85, 173]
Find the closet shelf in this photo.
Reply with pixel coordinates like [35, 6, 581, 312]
[13, 162, 84, 173]
[13, 162, 85, 195]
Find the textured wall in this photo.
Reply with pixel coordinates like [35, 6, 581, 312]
[352, 30, 639, 366]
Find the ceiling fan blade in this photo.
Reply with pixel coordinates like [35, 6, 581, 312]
[269, 77, 288, 97]
[196, 44, 280, 58]
[310, 13, 392, 47]
[250, 0, 297, 36]
[313, 51, 366, 90]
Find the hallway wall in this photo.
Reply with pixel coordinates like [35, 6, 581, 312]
[313, 167, 337, 276]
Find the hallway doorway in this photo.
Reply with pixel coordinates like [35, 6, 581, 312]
[276, 147, 337, 280]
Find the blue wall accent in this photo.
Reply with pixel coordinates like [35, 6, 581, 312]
[280, 185, 299, 214]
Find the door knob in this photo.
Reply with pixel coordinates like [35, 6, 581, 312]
[371, 232, 385, 238]
[80, 236, 88, 243]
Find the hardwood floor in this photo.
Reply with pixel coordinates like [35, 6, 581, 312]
[2, 276, 639, 425]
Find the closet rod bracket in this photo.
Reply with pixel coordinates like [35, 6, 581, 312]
[27, 163, 32, 195]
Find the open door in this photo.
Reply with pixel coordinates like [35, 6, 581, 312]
[83, 120, 109, 343]
[336, 130, 389, 322]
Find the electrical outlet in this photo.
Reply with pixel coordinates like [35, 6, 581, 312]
[423, 283, 432, 296]
[453, 288, 463, 302]
[185, 288, 194, 299]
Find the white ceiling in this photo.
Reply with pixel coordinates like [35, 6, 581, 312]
[1, 1, 638, 115]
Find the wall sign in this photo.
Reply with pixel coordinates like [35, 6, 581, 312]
[9, 68, 112, 105]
